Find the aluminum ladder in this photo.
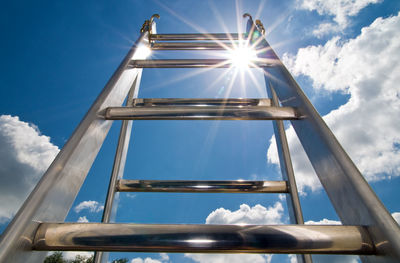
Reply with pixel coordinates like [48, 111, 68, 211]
[0, 14, 399, 263]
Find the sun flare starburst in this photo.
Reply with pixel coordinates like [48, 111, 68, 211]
[228, 44, 258, 69]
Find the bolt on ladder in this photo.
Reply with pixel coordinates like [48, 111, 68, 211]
[1, 14, 400, 263]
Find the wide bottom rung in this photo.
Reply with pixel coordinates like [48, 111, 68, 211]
[33, 223, 375, 254]
[117, 180, 288, 193]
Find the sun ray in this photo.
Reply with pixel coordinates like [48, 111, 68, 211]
[254, 0, 267, 20]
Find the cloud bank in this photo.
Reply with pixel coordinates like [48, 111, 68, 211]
[268, 12, 400, 193]
[0, 115, 59, 223]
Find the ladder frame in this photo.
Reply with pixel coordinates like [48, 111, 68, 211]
[0, 14, 399, 263]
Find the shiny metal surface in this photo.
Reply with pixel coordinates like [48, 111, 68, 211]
[132, 98, 272, 106]
[150, 33, 243, 41]
[268, 85, 305, 224]
[151, 42, 234, 50]
[0, 34, 149, 263]
[117, 180, 288, 193]
[104, 105, 300, 120]
[129, 59, 274, 68]
[268, 83, 311, 263]
[251, 20, 400, 262]
[94, 74, 143, 263]
[33, 223, 375, 254]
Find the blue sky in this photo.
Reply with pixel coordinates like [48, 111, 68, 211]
[1, 0, 400, 263]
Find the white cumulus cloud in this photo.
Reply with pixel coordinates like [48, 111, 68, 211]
[74, 200, 104, 213]
[77, 216, 89, 223]
[305, 218, 341, 225]
[130, 253, 169, 263]
[206, 202, 284, 225]
[131, 257, 162, 263]
[0, 115, 59, 223]
[159, 253, 169, 261]
[186, 254, 272, 263]
[297, 0, 382, 36]
[268, 12, 400, 192]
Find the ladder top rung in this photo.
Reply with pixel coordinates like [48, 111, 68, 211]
[151, 42, 236, 50]
[104, 105, 300, 120]
[132, 98, 272, 107]
[117, 179, 288, 193]
[33, 223, 375, 254]
[129, 59, 275, 68]
[150, 33, 245, 41]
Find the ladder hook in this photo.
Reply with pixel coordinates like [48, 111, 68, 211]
[243, 13, 253, 22]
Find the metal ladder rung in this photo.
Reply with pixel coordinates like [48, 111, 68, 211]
[150, 33, 244, 41]
[33, 223, 374, 254]
[117, 180, 289, 193]
[104, 105, 300, 120]
[132, 98, 272, 107]
[129, 59, 274, 68]
[151, 42, 236, 50]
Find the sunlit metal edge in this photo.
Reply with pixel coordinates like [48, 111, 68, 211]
[129, 59, 274, 68]
[117, 180, 288, 193]
[268, 84, 312, 263]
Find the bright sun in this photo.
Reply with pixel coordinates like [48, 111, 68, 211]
[228, 44, 257, 69]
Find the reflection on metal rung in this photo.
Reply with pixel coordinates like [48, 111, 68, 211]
[132, 98, 272, 107]
[151, 42, 235, 50]
[104, 105, 300, 120]
[150, 33, 244, 41]
[129, 59, 274, 68]
[33, 223, 375, 254]
[117, 180, 288, 193]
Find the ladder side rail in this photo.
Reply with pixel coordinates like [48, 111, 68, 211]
[94, 73, 143, 263]
[250, 25, 400, 261]
[0, 32, 148, 263]
[267, 83, 312, 263]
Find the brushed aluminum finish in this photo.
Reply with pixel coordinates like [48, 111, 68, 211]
[132, 98, 272, 107]
[33, 223, 375, 254]
[150, 33, 243, 41]
[104, 105, 300, 120]
[151, 42, 234, 50]
[117, 180, 289, 193]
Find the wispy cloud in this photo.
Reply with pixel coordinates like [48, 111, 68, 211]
[74, 200, 104, 213]
[297, 0, 382, 36]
